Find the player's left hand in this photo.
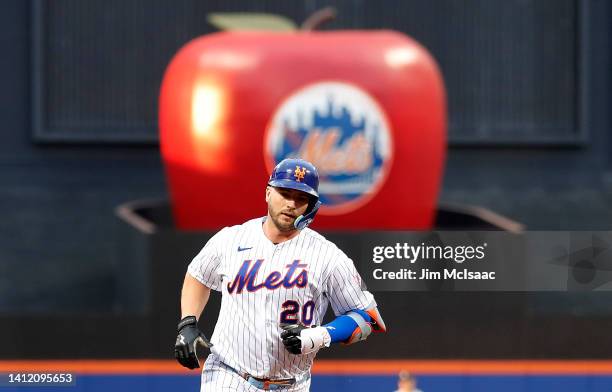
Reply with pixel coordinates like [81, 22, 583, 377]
[174, 316, 213, 369]
[280, 324, 330, 355]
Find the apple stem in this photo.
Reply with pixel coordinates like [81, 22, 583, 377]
[301, 7, 337, 31]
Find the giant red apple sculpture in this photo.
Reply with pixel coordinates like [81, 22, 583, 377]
[159, 17, 446, 230]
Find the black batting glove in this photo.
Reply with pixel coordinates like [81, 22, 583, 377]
[280, 324, 307, 355]
[174, 316, 213, 369]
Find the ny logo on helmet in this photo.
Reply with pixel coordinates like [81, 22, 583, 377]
[294, 166, 306, 182]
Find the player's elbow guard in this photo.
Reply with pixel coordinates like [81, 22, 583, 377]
[344, 307, 386, 345]
[324, 306, 387, 345]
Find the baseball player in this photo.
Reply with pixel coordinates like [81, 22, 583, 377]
[174, 158, 386, 391]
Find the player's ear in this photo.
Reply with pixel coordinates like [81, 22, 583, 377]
[265, 186, 271, 203]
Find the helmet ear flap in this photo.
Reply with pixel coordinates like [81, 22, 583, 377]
[294, 200, 321, 230]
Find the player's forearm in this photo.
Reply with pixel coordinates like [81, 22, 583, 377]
[180, 273, 211, 320]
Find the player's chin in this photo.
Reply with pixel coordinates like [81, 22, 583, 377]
[278, 215, 296, 231]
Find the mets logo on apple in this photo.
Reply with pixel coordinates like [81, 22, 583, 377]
[264, 81, 394, 214]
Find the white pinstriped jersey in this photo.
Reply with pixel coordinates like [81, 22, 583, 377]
[187, 217, 376, 380]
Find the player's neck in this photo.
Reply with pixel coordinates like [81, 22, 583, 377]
[262, 216, 300, 244]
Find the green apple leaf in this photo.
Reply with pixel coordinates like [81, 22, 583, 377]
[207, 13, 297, 31]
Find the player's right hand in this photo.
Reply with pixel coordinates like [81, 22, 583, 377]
[280, 323, 330, 355]
[174, 316, 213, 369]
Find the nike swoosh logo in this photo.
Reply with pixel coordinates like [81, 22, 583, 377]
[237, 246, 253, 252]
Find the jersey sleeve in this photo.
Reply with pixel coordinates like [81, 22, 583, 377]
[187, 227, 228, 291]
[325, 248, 376, 316]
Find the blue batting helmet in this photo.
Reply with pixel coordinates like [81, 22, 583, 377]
[268, 158, 321, 230]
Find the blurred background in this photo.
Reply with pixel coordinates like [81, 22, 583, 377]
[1, 0, 611, 391]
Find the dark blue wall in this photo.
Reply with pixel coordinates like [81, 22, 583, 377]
[0, 1, 168, 313]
